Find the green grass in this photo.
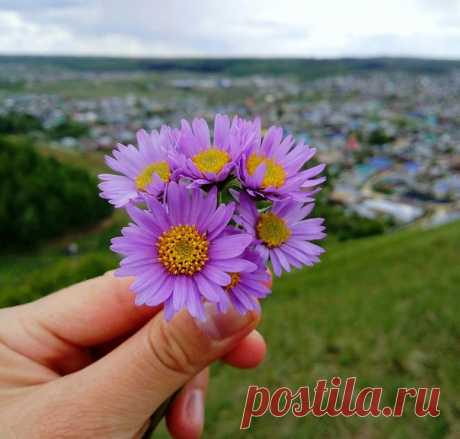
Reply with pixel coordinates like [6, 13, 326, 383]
[1, 220, 459, 438]
[39, 146, 108, 175]
[160, 221, 460, 438]
[29, 78, 156, 98]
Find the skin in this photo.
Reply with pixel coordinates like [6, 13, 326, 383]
[0, 272, 268, 439]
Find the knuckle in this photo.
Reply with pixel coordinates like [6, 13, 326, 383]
[147, 320, 198, 376]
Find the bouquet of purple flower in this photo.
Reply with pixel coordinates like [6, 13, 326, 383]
[98, 115, 326, 321]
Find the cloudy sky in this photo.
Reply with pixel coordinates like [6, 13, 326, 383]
[1, 0, 460, 58]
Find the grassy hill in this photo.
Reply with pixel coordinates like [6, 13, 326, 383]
[195, 220, 460, 439]
[1, 218, 459, 438]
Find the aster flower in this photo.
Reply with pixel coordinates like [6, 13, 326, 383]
[172, 114, 253, 186]
[98, 126, 178, 207]
[223, 248, 271, 315]
[237, 121, 326, 202]
[234, 192, 326, 277]
[111, 182, 256, 320]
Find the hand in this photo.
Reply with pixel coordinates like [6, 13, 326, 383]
[0, 272, 266, 438]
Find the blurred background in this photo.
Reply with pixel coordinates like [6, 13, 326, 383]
[1, 1, 459, 438]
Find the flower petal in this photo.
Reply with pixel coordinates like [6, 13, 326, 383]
[202, 265, 231, 286]
[210, 234, 253, 259]
[194, 273, 221, 302]
[210, 258, 257, 273]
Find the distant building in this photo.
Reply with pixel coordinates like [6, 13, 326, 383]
[433, 175, 460, 200]
[428, 209, 460, 227]
[357, 199, 424, 224]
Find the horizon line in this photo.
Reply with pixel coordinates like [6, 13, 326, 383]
[1, 54, 460, 62]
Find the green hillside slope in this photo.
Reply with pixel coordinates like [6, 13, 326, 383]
[193, 221, 460, 439]
[1, 220, 459, 438]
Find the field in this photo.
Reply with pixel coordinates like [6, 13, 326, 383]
[1, 208, 459, 438]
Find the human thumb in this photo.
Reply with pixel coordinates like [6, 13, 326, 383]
[61, 303, 259, 432]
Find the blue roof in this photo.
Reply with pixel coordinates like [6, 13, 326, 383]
[366, 157, 393, 170]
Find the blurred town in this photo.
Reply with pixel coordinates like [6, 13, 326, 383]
[1, 61, 460, 228]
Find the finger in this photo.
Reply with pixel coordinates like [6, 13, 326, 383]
[19, 272, 160, 347]
[165, 329, 266, 438]
[163, 330, 265, 439]
[164, 330, 266, 439]
[62, 303, 260, 430]
[1, 272, 160, 374]
[166, 368, 209, 439]
[221, 330, 266, 368]
[0, 305, 96, 375]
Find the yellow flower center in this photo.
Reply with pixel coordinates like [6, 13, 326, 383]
[225, 272, 241, 291]
[157, 225, 209, 276]
[135, 161, 170, 191]
[192, 147, 230, 174]
[256, 212, 291, 248]
[246, 153, 286, 189]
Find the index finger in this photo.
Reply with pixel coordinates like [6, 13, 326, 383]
[19, 271, 160, 347]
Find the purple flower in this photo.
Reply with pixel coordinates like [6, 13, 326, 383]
[111, 182, 256, 320]
[98, 126, 178, 207]
[223, 248, 271, 315]
[172, 114, 253, 186]
[234, 192, 326, 277]
[237, 120, 326, 202]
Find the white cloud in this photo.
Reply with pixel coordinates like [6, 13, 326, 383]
[1, 0, 460, 57]
[0, 11, 68, 54]
[0, 10, 159, 56]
